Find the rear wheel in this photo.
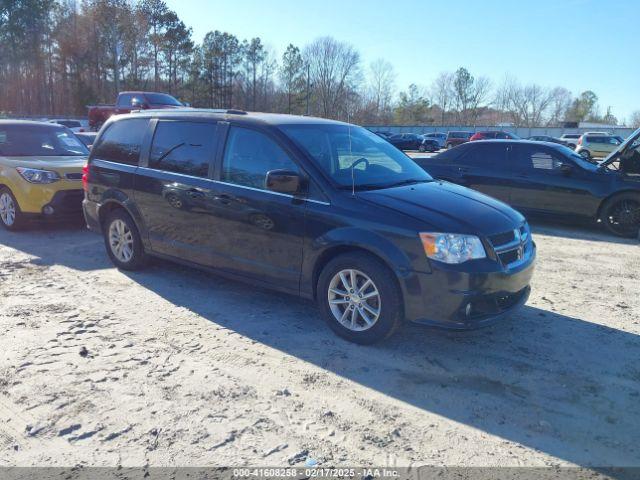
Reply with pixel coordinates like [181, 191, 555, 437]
[600, 193, 640, 238]
[418, 144, 426, 152]
[0, 187, 25, 231]
[103, 209, 148, 270]
[317, 252, 403, 344]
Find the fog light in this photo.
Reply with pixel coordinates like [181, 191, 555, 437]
[43, 205, 54, 215]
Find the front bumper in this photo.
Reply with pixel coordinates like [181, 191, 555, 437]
[402, 244, 536, 329]
[20, 189, 84, 221]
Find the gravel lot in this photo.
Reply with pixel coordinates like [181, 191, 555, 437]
[0, 220, 639, 468]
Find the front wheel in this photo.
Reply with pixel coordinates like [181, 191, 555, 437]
[418, 144, 426, 152]
[0, 187, 25, 231]
[579, 150, 591, 160]
[317, 253, 403, 344]
[600, 193, 640, 238]
[103, 209, 148, 270]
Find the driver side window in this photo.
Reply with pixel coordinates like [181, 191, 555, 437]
[221, 127, 299, 190]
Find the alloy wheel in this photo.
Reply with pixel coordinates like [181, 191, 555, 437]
[108, 219, 134, 263]
[606, 199, 640, 237]
[327, 269, 381, 332]
[0, 192, 16, 226]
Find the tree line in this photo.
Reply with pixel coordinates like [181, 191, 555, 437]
[1, 0, 638, 127]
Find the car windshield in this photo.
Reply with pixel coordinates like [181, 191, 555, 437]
[0, 124, 89, 156]
[145, 93, 183, 106]
[280, 124, 433, 190]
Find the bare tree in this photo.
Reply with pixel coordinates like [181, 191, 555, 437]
[548, 87, 573, 126]
[630, 111, 640, 128]
[303, 36, 360, 119]
[430, 72, 454, 125]
[367, 59, 395, 122]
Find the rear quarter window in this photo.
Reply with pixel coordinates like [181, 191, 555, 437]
[92, 118, 149, 165]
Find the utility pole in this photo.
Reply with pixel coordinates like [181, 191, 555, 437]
[305, 63, 310, 116]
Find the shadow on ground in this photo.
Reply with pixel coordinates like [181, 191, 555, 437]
[122, 257, 640, 467]
[1, 220, 639, 467]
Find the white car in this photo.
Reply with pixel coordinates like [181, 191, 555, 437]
[48, 119, 86, 133]
[558, 133, 582, 149]
[421, 132, 447, 149]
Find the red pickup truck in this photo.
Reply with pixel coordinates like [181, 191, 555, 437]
[87, 91, 186, 130]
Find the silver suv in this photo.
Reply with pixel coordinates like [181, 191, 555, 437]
[576, 134, 622, 160]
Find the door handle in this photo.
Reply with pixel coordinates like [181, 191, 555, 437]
[214, 194, 232, 205]
[187, 188, 205, 199]
[458, 167, 470, 174]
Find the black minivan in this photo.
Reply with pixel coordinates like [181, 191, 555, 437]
[83, 110, 536, 344]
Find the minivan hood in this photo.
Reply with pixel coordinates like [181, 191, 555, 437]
[358, 181, 525, 235]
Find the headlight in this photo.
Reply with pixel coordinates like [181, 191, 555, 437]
[419, 232, 486, 264]
[16, 167, 61, 184]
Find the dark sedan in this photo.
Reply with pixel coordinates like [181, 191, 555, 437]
[527, 135, 568, 146]
[414, 139, 640, 237]
[387, 133, 423, 151]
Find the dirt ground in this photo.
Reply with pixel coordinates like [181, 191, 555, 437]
[0, 219, 638, 468]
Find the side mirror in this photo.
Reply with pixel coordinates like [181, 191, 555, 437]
[265, 170, 303, 194]
[131, 99, 148, 109]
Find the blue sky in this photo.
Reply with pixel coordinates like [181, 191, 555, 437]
[165, 0, 638, 121]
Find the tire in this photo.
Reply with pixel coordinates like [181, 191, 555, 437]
[568, 143, 576, 149]
[446, 143, 453, 150]
[0, 187, 26, 231]
[418, 144, 426, 152]
[317, 252, 403, 344]
[600, 193, 640, 238]
[579, 150, 591, 160]
[102, 208, 148, 270]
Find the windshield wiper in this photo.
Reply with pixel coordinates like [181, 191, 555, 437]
[379, 178, 431, 188]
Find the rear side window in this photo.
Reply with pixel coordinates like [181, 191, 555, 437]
[91, 118, 148, 165]
[460, 144, 507, 167]
[221, 127, 298, 190]
[149, 121, 217, 178]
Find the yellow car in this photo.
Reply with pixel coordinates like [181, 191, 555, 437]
[0, 121, 88, 230]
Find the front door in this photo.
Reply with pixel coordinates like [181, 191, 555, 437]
[207, 125, 306, 291]
[509, 144, 600, 217]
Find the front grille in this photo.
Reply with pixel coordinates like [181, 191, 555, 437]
[488, 224, 531, 268]
[488, 230, 515, 246]
[65, 173, 83, 181]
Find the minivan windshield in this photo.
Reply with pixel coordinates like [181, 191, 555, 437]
[0, 124, 89, 157]
[280, 124, 433, 190]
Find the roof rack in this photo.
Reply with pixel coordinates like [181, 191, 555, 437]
[131, 108, 248, 116]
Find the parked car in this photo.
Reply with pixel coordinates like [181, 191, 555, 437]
[87, 91, 185, 131]
[0, 121, 88, 230]
[75, 132, 98, 149]
[421, 132, 447, 148]
[83, 111, 535, 343]
[387, 133, 423, 151]
[470, 131, 519, 141]
[527, 135, 568, 146]
[374, 131, 393, 139]
[49, 119, 86, 133]
[559, 133, 582, 149]
[415, 139, 640, 237]
[418, 137, 440, 153]
[445, 131, 473, 149]
[575, 133, 622, 160]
